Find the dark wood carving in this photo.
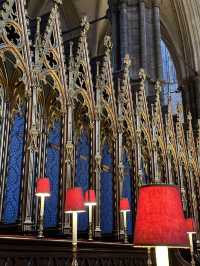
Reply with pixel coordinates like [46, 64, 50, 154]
[0, 235, 151, 266]
[0, 235, 193, 266]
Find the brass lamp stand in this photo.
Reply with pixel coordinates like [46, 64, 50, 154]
[35, 177, 51, 238]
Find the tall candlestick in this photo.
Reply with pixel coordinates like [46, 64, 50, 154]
[123, 211, 128, 244]
[72, 212, 78, 248]
[88, 205, 93, 240]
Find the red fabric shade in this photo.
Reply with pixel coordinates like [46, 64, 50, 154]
[186, 218, 197, 233]
[120, 198, 130, 212]
[64, 187, 85, 213]
[134, 184, 189, 248]
[84, 189, 96, 206]
[35, 177, 51, 197]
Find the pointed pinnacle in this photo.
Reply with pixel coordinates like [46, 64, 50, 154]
[139, 68, 146, 81]
[155, 80, 161, 95]
[124, 54, 131, 68]
[104, 35, 112, 53]
[177, 102, 182, 111]
[81, 16, 90, 35]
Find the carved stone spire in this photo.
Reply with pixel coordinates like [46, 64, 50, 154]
[155, 80, 161, 95]
[139, 68, 146, 82]
[43, 0, 62, 50]
[34, 17, 42, 67]
[104, 35, 112, 57]
[123, 54, 131, 73]
[80, 16, 90, 36]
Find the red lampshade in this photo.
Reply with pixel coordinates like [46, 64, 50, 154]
[35, 177, 51, 197]
[134, 184, 189, 248]
[84, 189, 96, 206]
[64, 187, 85, 213]
[120, 198, 130, 212]
[186, 218, 197, 234]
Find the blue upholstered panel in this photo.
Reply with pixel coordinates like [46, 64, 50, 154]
[122, 152, 133, 235]
[44, 122, 61, 228]
[3, 115, 25, 224]
[101, 143, 113, 234]
[75, 130, 90, 231]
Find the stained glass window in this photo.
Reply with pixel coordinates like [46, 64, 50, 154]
[161, 39, 182, 113]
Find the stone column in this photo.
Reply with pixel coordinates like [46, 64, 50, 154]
[108, 0, 119, 70]
[152, 0, 162, 80]
[152, 0, 164, 104]
[139, 0, 147, 69]
[181, 81, 191, 115]
[119, 0, 128, 62]
[194, 74, 200, 119]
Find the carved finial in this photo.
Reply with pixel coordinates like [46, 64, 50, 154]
[104, 35, 112, 54]
[139, 68, 146, 81]
[81, 16, 90, 36]
[176, 103, 184, 124]
[177, 103, 183, 115]
[155, 80, 161, 95]
[123, 54, 131, 68]
[42, 0, 60, 49]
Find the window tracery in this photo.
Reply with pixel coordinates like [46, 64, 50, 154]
[161, 39, 182, 113]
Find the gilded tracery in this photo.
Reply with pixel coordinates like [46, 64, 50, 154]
[0, 0, 199, 242]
